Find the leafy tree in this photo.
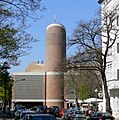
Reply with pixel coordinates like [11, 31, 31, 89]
[64, 67, 101, 106]
[78, 83, 88, 101]
[0, 86, 4, 100]
[0, 70, 12, 105]
[0, 0, 45, 64]
[0, 23, 35, 64]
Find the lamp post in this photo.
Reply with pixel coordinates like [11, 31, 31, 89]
[14, 79, 26, 84]
[1, 61, 10, 120]
[44, 72, 47, 106]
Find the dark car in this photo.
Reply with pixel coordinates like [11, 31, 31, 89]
[14, 105, 26, 112]
[20, 110, 36, 120]
[47, 106, 60, 116]
[70, 110, 86, 120]
[30, 106, 47, 113]
[14, 109, 27, 120]
[25, 114, 57, 120]
[87, 112, 115, 120]
[62, 109, 75, 120]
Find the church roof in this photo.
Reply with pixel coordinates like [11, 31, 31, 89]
[25, 61, 46, 72]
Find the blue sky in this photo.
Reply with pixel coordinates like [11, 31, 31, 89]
[10, 0, 100, 73]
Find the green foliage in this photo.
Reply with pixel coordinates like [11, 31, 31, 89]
[0, 25, 17, 58]
[78, 83, 89, 100]
[64, 69, 101, 101]
[0, 1, 45, 64]
[0, 71, 12, 101]
[0, 87, 4, 100]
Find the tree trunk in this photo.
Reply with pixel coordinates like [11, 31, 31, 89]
[102, 71, 112, 114]
[75, 97, 79, 108]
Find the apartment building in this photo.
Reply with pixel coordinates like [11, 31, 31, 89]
[98, 0, 119, 118]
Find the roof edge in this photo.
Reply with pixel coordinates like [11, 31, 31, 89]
[46, 23, 66, 31]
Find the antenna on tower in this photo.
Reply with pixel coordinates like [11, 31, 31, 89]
[54, 15, 56, 23]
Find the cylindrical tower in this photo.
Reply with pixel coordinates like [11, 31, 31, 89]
[45, 23, 66, 108]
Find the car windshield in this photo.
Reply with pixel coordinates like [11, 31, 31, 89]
[102, 113, 112, 117]
[64, 109, 69, 113]
[92, 112, 102, 117]
[75, 111, 84, 114]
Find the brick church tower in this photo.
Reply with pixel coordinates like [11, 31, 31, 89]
[45, 22, 66, 108]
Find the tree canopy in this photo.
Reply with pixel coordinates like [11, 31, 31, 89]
[0, 70, 12, 101]
[0, 0, 45, 64]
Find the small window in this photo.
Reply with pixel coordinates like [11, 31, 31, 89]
[117, 16, 119, 26]
[107, 47, 112, 56]
[117, 43, 119, 53]
[117, 69, 119, 79]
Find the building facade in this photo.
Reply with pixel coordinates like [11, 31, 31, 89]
[98, 0, 119, 118]
[12, 22, 66, 109]
[12, 71, 45, 109]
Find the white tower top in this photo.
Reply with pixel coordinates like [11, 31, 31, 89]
[46, 23, 66, 31]
[46, 16, 66, 31]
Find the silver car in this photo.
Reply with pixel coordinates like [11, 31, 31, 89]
[70, 110, 86, 120]
[62, 109, 75, 120]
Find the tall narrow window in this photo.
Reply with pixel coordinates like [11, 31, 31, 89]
[117, 69, 119, 79]
[107, 47, 112, 56]
[117, 43, 119, 53]
[117, 16, 119, 26]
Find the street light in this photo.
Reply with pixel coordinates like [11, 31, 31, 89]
[14, 79, 26, 84]
[1, 61, 10, 120]
[44, 72, 47, 106]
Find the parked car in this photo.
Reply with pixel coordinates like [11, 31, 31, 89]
[47, 106, 60, 116]
[87, 112, 115, 120]
[20, 110, 36, 120]
[14, 105, 26, 112]
[49, 106, 60, 110]
[62, 109, 75, 120]
[30, 105, 47, 113]
[24, 114, 57, 120]
[59, 108, 67, 117]
[14, 109, 27, 120]
[62, 109, 70, 119]
[70, 110, 86, 120]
